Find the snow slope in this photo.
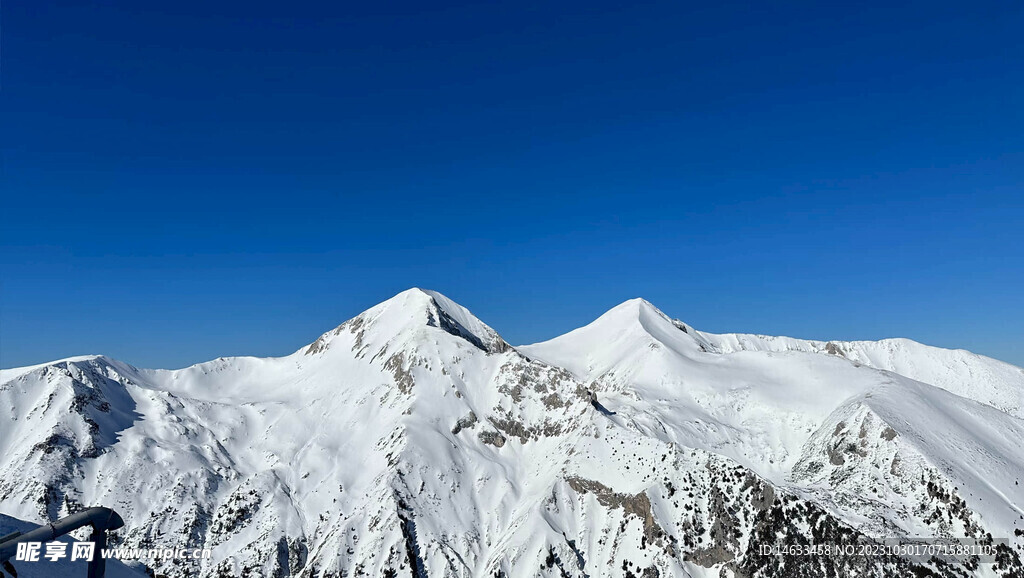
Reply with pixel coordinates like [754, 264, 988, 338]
[522, 298, 1024, 574]
[2, 289, 1022, 577]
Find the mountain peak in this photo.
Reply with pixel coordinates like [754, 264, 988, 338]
[304, 288, 511, 356]
[415, 289, 511, 354]
[584, 297, 691, 339]
[519, 297, 716, 377]
[603, 297, 669, 318]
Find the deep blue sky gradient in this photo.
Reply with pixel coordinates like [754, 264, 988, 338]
[2, 1, 1023, 368]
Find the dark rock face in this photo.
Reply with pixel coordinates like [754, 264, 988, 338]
[478, 431, 506, 447]
[738, 497, 963, 578]
[425, 298, 511, 355]
[451, 412, 478, 435]
[825, 342, 846, 357]
[384, 352, 416, 394]
[566, 477, 664, 547]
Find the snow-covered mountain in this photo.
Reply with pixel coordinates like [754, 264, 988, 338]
[1, 289, 1022, 577]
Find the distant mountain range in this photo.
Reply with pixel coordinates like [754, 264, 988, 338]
[2, 288, 1022, 577]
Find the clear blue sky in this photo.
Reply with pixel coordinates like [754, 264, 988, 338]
[2, 1, 1022, 369]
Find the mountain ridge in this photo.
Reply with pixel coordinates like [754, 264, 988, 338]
[1, 288, 1021, 577]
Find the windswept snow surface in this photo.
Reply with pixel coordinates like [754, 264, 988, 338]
[2, 289, 1022, 577]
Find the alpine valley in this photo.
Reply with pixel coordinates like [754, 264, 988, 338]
[1, 289, 1022, 577]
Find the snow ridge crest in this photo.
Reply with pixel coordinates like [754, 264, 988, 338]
[304, 288, 511, 356]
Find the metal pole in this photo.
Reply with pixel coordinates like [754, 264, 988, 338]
[86, 526, 108, 578]
[0, 507, 124, 578]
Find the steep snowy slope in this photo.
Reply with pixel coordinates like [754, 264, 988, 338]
[2, 290, 596, 576]
[521, 299, 902, 477]
[791, 378, 1024, 543]
[522, 298, 1024, 573]
[2, 290, 1022, 577]
[699, 330, 1024, 418]
[520, 299, 1024, 419]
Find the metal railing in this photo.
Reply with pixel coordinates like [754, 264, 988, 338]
[0, 507, 124, 578]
